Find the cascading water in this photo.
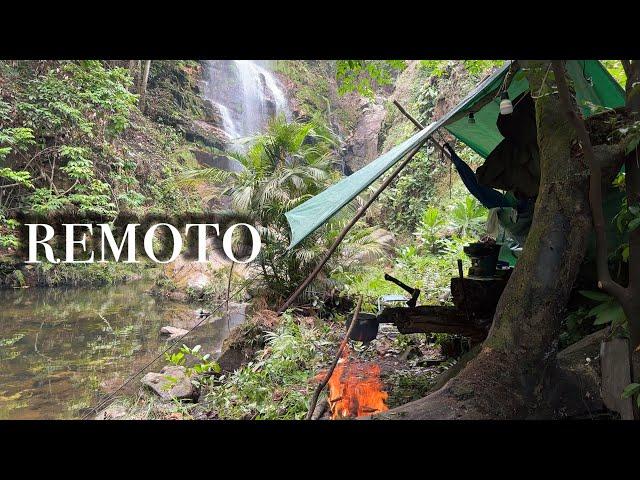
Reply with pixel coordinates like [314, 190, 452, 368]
[202, 60, 291, 147]
[215, 102, 241, 140]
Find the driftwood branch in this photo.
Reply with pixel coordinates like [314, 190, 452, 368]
[305, 296, 362, 420]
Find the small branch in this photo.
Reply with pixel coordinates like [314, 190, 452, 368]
[60, 179, 79, 195]
[305, 296, 362, 420]
[226, 261, 235, 332]
[310, 398, 329, 420]
[551, 61, 627, 302]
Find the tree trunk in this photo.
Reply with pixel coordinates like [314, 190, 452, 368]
[623, 61, 640, 417]
[139, 60, 151, 113]
[128, 60, 137, 88]
[380, 61, 593, 419]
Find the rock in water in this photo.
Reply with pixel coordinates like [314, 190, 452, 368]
[141, 366, 195, 401]
[160, 326, 189, 339]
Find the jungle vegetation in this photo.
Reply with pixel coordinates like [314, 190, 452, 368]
[2, 59, 639, 420]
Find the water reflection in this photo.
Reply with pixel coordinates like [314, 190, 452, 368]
[0, 282, 243, 419]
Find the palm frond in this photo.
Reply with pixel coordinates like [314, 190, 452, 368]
[179, 167, 233, 185]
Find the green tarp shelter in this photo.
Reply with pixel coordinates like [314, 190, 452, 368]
[285, 60, 625, 248]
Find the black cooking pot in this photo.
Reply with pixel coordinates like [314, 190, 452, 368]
[345, 312, 379, 342]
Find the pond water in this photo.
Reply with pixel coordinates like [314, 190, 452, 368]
[0, 281, 245, 419]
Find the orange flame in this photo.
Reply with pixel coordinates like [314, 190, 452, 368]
[323, 345, 388, 419]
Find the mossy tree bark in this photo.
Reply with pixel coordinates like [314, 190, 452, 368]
[380, 61, 596, 419]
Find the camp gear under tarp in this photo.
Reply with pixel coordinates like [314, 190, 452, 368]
[285, 60, 626, 248]
[476, 93, 540, 198]
[445, 143, 514, 209]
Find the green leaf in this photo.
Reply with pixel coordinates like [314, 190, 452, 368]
[0, 167, 34, 188]
[0, 146, 11, 160]
[625, 135, 640, 154]
[621, 383, 640, 399]
[579, 290, 611, 302]
[622, 244, 630, 262]
[592, 302, 626, 326]
[628, 217, 640, 232]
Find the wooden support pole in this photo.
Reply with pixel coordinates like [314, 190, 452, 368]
[277, 139, 429, 314]
[306, 296, 363, 420]
[393, 100, 449, 157]
[393, 99, 424, 130]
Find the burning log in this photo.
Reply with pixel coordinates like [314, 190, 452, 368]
[326, 346, 389, 419]
[307, 296, 390, 420]
[305, 297, 363, 420]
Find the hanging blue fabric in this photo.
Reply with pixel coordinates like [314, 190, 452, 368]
[444, 143, 515, 209]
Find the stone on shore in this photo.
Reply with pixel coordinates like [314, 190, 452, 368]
[141, 365, 196, 401]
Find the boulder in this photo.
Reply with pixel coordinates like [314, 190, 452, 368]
[216, 309, 277, 373]
[160, 326, 189, 340]
[141, 365, 196, 401]
[184, 120, 227, 149]
[191, 148, 244, 172]
[162, 253, 217, 292]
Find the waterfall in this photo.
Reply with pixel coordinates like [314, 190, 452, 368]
[215, 102, 240, 140]
[202, 60, 291, 147]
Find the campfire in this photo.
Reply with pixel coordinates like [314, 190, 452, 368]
[323, 345, 389, 419]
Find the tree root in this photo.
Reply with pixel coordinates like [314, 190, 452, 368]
[375, 329, 607, 420]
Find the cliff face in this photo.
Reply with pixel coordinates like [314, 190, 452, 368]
[273, 60, 478, 176]
[273, 61, 371, 173]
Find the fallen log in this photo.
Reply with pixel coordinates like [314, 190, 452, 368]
[378, 305, 491, 342]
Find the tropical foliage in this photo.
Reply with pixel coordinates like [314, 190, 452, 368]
[449, 196, 487, 237]
[183, 115, 388, 301]
[336, 60, 407, 97]
[203, 312, 336, 419]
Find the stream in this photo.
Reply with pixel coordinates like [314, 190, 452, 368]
[0, 281, 244, 419]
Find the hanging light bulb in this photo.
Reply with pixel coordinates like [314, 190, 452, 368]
[468, 112, 476, 124]
[500, 91, 513, 115]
